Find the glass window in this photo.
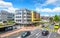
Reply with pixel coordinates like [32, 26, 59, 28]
[0, 19, 2, 21]
[16, 16, 21, 18]
[27, 16, 31, 18]
[27, 19, 31, 21]
[27, 13, 31, 15]
[16, 20, 21, 21]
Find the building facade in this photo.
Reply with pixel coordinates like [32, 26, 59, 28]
[15, 9, 32, 24]
[31, 11, 40, 23]
[0, 10, 14, 23]
[7, 13, 14, 21]
[15, 9, 40, 24]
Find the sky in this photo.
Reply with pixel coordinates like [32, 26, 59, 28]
[0, 0, 60, 16]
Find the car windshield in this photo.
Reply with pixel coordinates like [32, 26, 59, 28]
[55, 25, 58, 26]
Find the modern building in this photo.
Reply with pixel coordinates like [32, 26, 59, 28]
[15, 9, 40, 24]
[0, 10, 14, 23]
[0, 10, 15, 32]
[31, 11, 40, 23]
[41, 16, 49, 22]
[0, 10, 8, 23]
[7, 13, 14, 21]
[15, 9, 32, 24]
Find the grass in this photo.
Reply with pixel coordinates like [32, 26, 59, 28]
[0, 20, 15, 28]
[0, 23, 4, 28]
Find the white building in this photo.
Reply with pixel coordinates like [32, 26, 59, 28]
[15, 9, 32, 24]
[0, 10, 14, 23]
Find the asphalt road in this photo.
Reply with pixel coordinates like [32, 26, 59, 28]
[26, 29, 57, 38]
[3, 28, 60, 38]
[3, 23, 60, 38]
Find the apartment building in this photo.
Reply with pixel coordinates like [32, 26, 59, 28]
[0, 10, 14, 23]
[31, 11, 40, 23]
[7, 13, 14, 21]
[0, 10, 8, 23]
[15, 9, 32, 24]
[15, 9, 40, 24]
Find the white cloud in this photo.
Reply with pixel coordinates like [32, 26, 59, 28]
[41, 14, 49, 16]
[36, 8, 52, 12]
[36, 7, 60, 12]
[35, 0, 60, 8]
[53, 7, 60, 12]
[41, 0, 60, 7]
[0, 1, 12, 8]
[0, 0, 18, 13]
[3, 7, 18, 13]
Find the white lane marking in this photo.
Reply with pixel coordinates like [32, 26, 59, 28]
[48, 32, 52, 38]
[36, 32, 41, 38]
[17, 36, 21, 38]
[36, 33, 40, 36]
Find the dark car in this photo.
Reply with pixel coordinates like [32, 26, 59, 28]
[42, 30, 49, 36]
[51, 22, 55, 25]
[42, 24, 45, 27]
[21, 31, 31, 38]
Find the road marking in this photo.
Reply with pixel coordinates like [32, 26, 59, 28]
[17, 36, 21, 38]
[36, 32, 41, 38]
[48, 32, 52, 38]
[36, 33, 39, 36]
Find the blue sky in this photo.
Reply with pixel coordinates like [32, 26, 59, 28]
[0, 0, 60, 16]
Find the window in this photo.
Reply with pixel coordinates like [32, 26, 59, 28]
[0, 19, 2, 21]
[23, 13, 26, 14]
[27, 13, 31, 15]
[16, 11, 22, 15]
[16, 20, 21, 21]
[27, 19, 31, 21]
[27, 16, 31, 18]
[16, 16, 21, 18]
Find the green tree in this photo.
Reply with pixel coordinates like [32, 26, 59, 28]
[53, 15, 60, 22]
[49, 17, 53, 22]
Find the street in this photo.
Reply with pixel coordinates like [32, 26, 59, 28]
[1, 23, 60, 38]
[3, 28, 59, 38]
[26, 29, 57, 38]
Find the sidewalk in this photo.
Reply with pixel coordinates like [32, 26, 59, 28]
[0, 26, 37, 38]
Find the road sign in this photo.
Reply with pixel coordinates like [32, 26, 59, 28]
[57, 28, 60, 34]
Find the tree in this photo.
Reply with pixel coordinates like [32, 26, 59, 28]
[49, 17, 53, 22]
[53, 15, 60, 22]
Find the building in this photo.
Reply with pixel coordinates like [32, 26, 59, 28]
[0, 10, 14, 23]
[15, 9, 40, 25]
[41, 16, 49, 22]
[0, 10, 8, 23]
[15, 9, 32, 24]
[7, 13, 14, 21]
[31, 11, 40, 23]
[0, 10, 15, 32]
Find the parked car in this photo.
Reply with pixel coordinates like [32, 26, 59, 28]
[21, 31, 31, 38]
[42, 24, 45, 27]
[42, 30, 49, 36]
[51, 22, 55, 25]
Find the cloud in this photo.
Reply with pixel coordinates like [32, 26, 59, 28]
[36, 7, 60, 12]
[0, 1, 12, 8]
[36, 8, 52, 12]
[53, 7, 60, 12]
[0, 0, 18, 13]
[3, 7, 18, 13]
[41, 14, 49, 16]
[35, 0, 60, 8]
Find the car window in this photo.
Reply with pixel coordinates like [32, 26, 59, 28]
[55, 25, 58, 26]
